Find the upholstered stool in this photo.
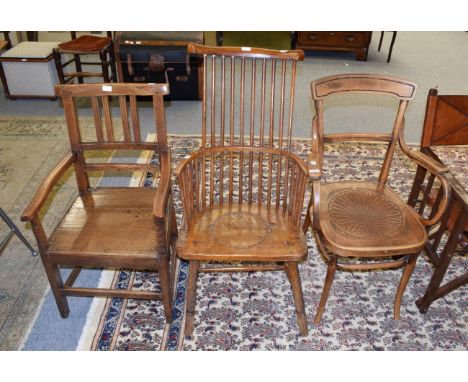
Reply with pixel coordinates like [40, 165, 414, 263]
[53, 32, 116, 84]
[0, 41, 60, 100]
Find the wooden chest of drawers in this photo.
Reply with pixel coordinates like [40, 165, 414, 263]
[295, 32, 373, 61]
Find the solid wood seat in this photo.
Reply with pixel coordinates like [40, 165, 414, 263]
[58, 35, 112, 52]
[318, 182, 427, 257]
[177, 45, 309, 336]
[177, 204, 307, 262]
[21, 83, 177, 323]
[48, 188, 163, 261]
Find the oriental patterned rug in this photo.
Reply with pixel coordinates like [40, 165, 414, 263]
[78, 138, 468, 351]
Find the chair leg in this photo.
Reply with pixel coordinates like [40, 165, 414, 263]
[53, 49, 66, 85]
[159, 255, 173, 323]
[42, 260, 70, 318]
[184, 260, 199, 337]
[285, 262, 309, 336]
[100, 50, 110, 83]
[378, 31, 384, 51]
[314, 254, 337, 324]
[74, 54, 84, 84]
[387, 32, 397, 63]
[394, 253, 418, 319]
[302, 196, 313, 234]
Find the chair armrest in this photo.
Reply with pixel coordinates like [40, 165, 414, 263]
[21, 152, 77, 222]
[308, 116, 323, 180]
[152, 149, 172, 223]
[399, 133, 451, 227]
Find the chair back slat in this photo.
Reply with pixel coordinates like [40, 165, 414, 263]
[90, 96, 104, 142]
[129, 95, 141, 143]
[55, 83, 169, 190]
[118, 96, 131, 143]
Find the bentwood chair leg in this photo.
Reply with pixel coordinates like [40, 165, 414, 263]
[394, 253, 418, 319]
[159, 255, 173, 323]
[184, 260, 199, 337]
[285, 262, 309, 336]
[314, 254, 337, 324]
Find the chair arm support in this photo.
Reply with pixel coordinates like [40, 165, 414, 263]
[152, 149, 172, 223]
[399, 134, 451, 227]
[21, 152, 77, 222]
[308, 151, 322, 180]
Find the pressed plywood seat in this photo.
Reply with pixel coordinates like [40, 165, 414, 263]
[303, 74, 451, 324]
[21, 83, 177, 323]
[319, 182, 427, 256]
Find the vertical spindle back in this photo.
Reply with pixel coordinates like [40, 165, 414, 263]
[188, 44, 304, 152]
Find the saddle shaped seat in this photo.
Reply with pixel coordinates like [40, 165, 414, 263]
[57, 35, 112, 53]
[177, 204, 307, 262]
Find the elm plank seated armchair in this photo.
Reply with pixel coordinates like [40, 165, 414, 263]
[176, 44, 309, 336]
[407, 88, 468, 313]
[303, 74, 451, 324]
[21, 83, 177, 323]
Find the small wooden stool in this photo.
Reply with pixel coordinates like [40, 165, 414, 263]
[53, 32, 116, 84]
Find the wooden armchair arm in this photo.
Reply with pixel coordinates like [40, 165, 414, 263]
[152, 149, 172, 223]
[398, 132, 451, 227]
[21, 152, 77, 222]
[307, 116, 323, 230]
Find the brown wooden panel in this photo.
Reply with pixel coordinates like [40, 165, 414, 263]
[430, 96, 468, 145]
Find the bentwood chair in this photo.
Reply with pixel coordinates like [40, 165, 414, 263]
[303, 74, 451, 324]
[53, 32, 116, 85]
[176, 44, 309, 336]
[407, 88, 468, 312]
[21, 83, 177, 323]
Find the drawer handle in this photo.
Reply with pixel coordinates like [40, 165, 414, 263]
[307, 34, 318, 41]
[346, 36, 355, 42]
[328, 32, 336, 36]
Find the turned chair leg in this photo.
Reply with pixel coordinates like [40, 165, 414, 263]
[159, 255, 173, 323]
[285, 262, 309, 336]
[394, 253, 418, 319]
[314, 254, 337, 324]
[184, 260, 199, 337]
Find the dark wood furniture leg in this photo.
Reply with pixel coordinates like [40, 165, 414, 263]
[416, 208, 467, 313]
[378, 32, 384, 51]
[387, 32, 397, 62]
